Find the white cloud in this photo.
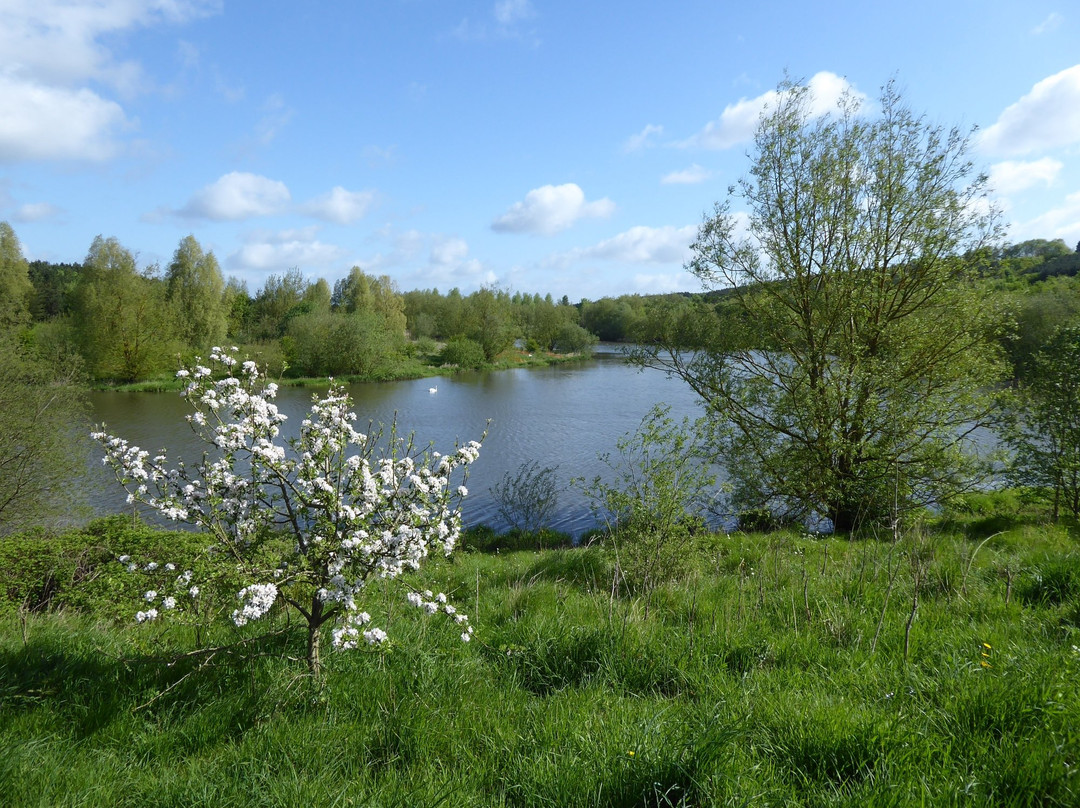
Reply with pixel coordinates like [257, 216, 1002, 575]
[492, 183, 615, 235]
[494, 0, 533, 26]
[552, 225, 697, 267]
[253, 93, 294, 145]
[980, 65, 1080, 156]
[13, 202, 63, 223]
[0, 0, 217, 91]
[989, 158, 1063, 195]
[181, 172, 291, 220]
[0, 75, 126, 161]
[1011, 191, 1080, 243]
[630, 272, 688, 294]
[661, 164, 711, 185]
[430, 237, 470, 266]
[300, 187, 377, 225]
[1032, 12, 1064, 35]
[228, 226, 347, 271]
[452, 0, 537, 42]
[682, 71, 861, 150]
[623, 123, 663, 153]
[0, 1, 220, 162]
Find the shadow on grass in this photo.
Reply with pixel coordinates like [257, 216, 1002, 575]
[0, 624, 307, 741]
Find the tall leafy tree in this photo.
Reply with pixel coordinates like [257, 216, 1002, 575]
[0, 225, 88, 533]
[250, 269, 306, 340]
[0, 333, 88, 534]
[1006, 324, 1080, 520]
[634, 79, 1006, 531]
[165, 235, 228, 350]
[463, 286, 517, 361]
[72, 236, 175, 382]
[0, 222, 34, 329]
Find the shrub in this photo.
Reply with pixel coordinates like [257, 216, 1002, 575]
[440, 336, 486, 369]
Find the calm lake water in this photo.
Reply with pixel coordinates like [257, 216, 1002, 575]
[86, 346, 706, 537]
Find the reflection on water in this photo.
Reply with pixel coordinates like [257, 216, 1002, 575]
[87, 349, 705, 537]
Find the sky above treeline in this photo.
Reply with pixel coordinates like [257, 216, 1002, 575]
[1, 0, 1078, 301]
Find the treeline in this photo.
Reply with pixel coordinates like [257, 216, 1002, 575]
[12, 228, 603, 383]
[7, 222, 1080, 385]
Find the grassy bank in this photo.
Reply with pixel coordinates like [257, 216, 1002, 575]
[1, 506, 1078, 806]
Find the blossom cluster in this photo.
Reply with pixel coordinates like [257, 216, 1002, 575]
[407, 589, 474, 642]
[92, 348, 482, 654]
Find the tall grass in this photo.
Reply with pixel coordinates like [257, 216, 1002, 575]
[2, 512, 1078, 806]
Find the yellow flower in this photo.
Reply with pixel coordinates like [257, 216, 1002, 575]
[980, 660, 992, 668]
[627, 751, 635, 757]
[982, 642, 992, 650]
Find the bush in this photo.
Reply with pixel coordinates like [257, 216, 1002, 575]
[440, 336, 486, 369]
[578, 405, 717, 603]
[0, 517, 206, 618]
[490, 461, 561, 538]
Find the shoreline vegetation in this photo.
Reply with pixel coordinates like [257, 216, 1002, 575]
[2, 491, 1078, 805]
[95, 344, 595, 393]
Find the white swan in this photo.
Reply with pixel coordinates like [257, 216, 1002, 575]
[428, 385, 438, 394]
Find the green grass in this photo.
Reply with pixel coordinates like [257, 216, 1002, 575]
[2, 512, 1079, 806]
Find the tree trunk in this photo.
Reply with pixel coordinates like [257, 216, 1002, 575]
[306, 598, 324, 676]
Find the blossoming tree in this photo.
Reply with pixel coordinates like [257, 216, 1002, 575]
[93, 348, 481, 674]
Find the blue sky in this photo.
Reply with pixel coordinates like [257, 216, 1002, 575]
[1, 1, 1078, 301]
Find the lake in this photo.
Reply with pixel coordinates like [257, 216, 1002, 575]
[86, 346, 706, 537]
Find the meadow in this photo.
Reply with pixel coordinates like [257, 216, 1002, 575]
[1, 496, 1078, 807]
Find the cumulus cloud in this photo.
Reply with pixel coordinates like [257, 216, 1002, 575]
[0, 1, 220, 162]
[623, 124, 664, 153]
[574, 225, 696, 264]
[492, 183, 615, 235]
[681, 71, 861, 150]
[180, 172, 291, 220]
[989, 158, 1063, 195]
[980, 65, 1080, 156]
[1011, 191, 1080, 243]
[13, 202, 63, 223]
[228, 226, 347, 271]
[430, 237, 470, 266]
[356, 228, 492, 288]
[300, 186, 377, 225]
[0, 76, 126, 162]
[661, 164, 711, 185]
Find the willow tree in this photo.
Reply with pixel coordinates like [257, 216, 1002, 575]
[635, 79, 1007, 531]
[165, 235, 227, 351]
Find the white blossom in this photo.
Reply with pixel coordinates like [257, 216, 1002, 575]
[92, 348, 482, 655]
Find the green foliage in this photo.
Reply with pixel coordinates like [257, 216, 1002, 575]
[635, 79, 1007, 532]
[283, 309, 405, 378]
[165, 235, 228, 351]
[462, 286, 517, 361]
[0, 334, 88, 535]
[1005, 323, 1080, 520]
[0, 222, 34, 329]
[248, 269, 306, 341]
[71, 236, 177, 382]
[440, 335, 486, 369]
[550, 321, 596, 354]
[580, 405, 718, 599]
[0, 517, 206, 616]
[490, 461, 561, 539]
